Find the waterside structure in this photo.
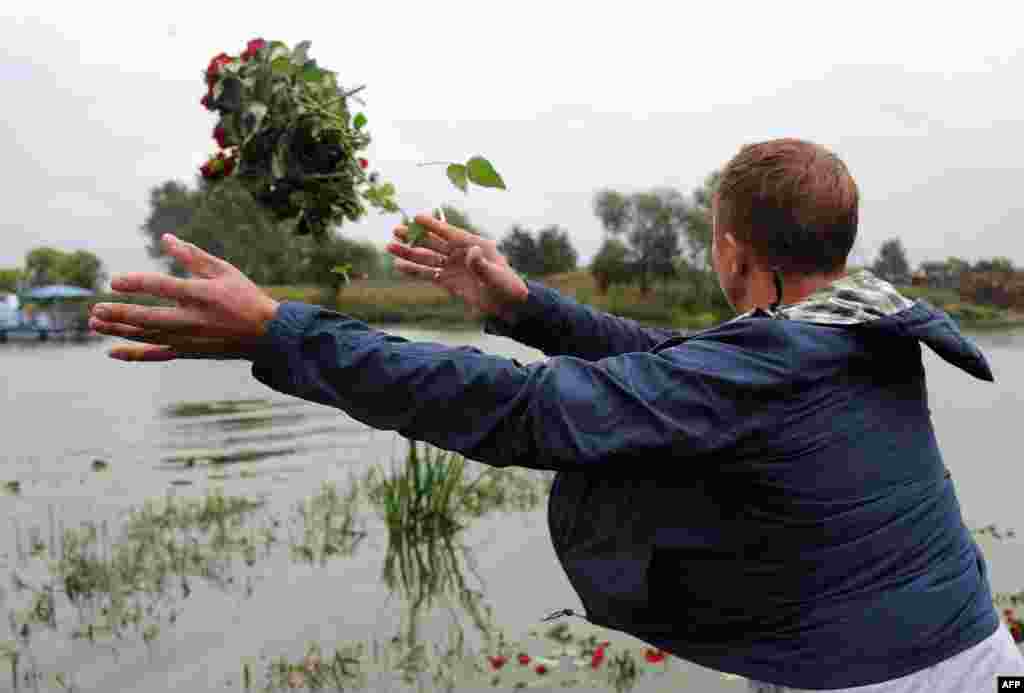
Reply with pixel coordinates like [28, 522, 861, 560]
[0, 285, 102, 343]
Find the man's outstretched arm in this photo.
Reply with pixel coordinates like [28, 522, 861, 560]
[387, 214, 682, 360]
[248, 300, 745, 472]
[89, 233, 747, 472]
[480, 279, 682, 360]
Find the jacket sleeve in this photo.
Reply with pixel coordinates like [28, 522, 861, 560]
[250, 302, 751, 472]
[482, 280, 681, 360]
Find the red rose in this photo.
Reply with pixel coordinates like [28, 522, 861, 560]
[200, 156, 221, 179]
[200, 152, 235, 180]
[517, 654, 530, 666]
[201, 92, 212, 109]
[241, 38, 266, 61]
[359, 158, 368, 169]
[534, 664, 548, 675]
[590, 646, 605, 669]
[206, 53, 233, 84]
[487, 655, 507, 670]
[216, 150, 237, 176]
[644, 648, 667, 664]
[213, 125, 228, 149]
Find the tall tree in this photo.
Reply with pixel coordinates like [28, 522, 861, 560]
[140, 181, 200, 277]
[59, 250, 107, 291]
[684, 171, 720, 271]
[141, 177, 313, 285]
[440, 205, 488, 239]
[301, 233, 380, 306]
[536, 225, 578, 275]
[871, 238, 911, 285]
[24, 247, 67, 287]
[186, 178, 313, 285]
[593, 188, 689, 294]
[946, 257, 971, 276]
[973, 257, 1015, 273]
[303, 233, 380, 290]
[21, 248, 106, 291]
[498, 226, 543, 277]
[0, 268, 24, 293]
[589, 237, 633, 293]
[498, 225, 577, 277]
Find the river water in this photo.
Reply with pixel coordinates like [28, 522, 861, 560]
[2, 323, 1024, 692]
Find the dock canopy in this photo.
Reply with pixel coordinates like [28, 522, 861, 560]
[19, 285, 95, 301]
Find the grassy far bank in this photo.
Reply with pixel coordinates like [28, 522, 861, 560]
[263, 272, 730, 331]
[264, 280, 479, 330]
[896, 285, 1024, 330]
[263, 270, 1024, 332]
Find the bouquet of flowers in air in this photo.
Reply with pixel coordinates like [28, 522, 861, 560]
[199, 38, 506, 247]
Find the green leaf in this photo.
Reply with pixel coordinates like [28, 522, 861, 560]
[268, 42, 290, 61]
[300, 61, 323, 83]
[406, 220, 429, 247]
[331, 264, 352, 283]
[215, 77, 243, 113]
[353, 113, 367, 130]
[465, 156, 506, 190]
[271, 56, 296, 76]
[245, 102, 268, 134]
[271, 149, 287, 180]
[446, 164, 468, 193]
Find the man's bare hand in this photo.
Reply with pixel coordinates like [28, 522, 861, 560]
[386, 213, 528, 322]
[89, 234, 280, 362]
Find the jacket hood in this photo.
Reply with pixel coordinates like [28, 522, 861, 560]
[767, 269, 994, 382]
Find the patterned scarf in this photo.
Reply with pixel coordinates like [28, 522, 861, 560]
[731, 269, 915, 325]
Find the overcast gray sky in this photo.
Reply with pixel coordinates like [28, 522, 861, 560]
[3, 2, 1022, 281]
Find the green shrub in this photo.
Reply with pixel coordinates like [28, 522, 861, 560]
[899, 286, 960, 306]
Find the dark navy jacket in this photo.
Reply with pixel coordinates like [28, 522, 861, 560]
[251, 275, 998, 689]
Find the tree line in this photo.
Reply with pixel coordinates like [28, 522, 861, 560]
[6, 175, 1013, 321]
[869, 237, 1016, 288]
[0, 247, 107, 294]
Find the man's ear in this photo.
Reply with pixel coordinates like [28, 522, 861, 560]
[721, 232, 739, 261]
[723, 233, 750, 276]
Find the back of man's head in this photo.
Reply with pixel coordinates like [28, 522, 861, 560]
[716, 139, 858, 277]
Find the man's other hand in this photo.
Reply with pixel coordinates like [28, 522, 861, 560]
[386, 213, 528, 323]
[89, 234, 280, 362]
